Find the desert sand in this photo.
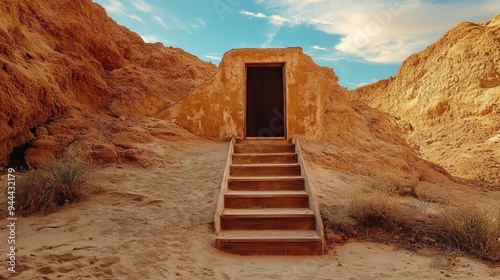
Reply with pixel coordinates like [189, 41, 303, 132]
[1, 120, 499, 279]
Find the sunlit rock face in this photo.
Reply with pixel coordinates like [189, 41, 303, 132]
[0, 0, 216, 167]
[353, 15, 500, 183]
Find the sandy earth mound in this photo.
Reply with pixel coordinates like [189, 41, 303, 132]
[353, 15, 500, 184]
[0, 0, 216, 167]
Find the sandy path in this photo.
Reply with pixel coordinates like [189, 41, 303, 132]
[1, 138, 498, 279]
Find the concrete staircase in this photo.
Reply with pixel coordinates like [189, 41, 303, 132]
[214, 139, 325, 255]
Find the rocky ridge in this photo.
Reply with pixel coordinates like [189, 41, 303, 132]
[0, 0, 216, 167]
[353, 15, 500, 184]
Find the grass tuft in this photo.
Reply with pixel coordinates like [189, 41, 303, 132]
[16, 157, 95, 215]
[440, 202, 500, 261]
[346, 189, 410, 228]
[338, 185, 500, 262]
[368, 173, 417, 197]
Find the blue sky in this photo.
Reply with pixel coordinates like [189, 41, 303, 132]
[92, 0, 499, 89]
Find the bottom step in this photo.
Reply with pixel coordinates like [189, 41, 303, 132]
[215, 230, 324, 255]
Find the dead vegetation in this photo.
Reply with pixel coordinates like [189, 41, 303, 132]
[441, 202, 500, 260]
[345, 189, 411, 229]
[15, 157, 95, 215]
[325, 175, 500, 262]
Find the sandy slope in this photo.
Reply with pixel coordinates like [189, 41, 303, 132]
[1, 130, 498, 279]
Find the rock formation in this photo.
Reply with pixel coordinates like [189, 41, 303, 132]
[353, 15, 500, 184]
[0, 0, 216, 167]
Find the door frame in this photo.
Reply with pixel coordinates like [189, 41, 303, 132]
[244, 62, 287, 139]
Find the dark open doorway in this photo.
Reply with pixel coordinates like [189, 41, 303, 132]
[245, 64, 285, 138]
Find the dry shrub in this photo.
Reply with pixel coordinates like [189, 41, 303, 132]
[16, 157, 94, 214]
[440, 202, 500, 261]
[49, 157, 94, 194]
[333, 183, 500, 262]
[414, 182, 454, 205]
[369, 173, 417, 197]
[346, 189, 410, 228]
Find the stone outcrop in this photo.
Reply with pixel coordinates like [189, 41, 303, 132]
[353, 15, 500, 183]
[0, 0, 216, 167]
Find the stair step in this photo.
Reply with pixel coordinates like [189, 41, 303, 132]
[216, 230, 323, 255]
[228, 176, 305, 191]
[223, 208, 314, 216]
[232, 153, 298, 164]
[217, 229, 320, 241]
[234, 144, 295, 154]
[225, 190, 309, 208]
[230, 164, 301, 177]
[217, 240, 324, 255]
[236, 139, 292, 144]
[221, 208, 316, 230]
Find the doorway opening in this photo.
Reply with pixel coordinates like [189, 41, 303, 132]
[245, 64, 286, 138]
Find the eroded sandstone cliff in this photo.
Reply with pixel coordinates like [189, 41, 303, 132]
[353, 15, 500, 183]
[0, 0, 216, 167]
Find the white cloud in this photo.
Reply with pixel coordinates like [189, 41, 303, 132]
[313, 51, 351, 62]
[171, 15, 191, 33]
[254, 0, 500, 63]
[195, 18, 207, 28]
[239, 10, 296, 46]
[153, 16, 169, 29]
[127, 14, 143, 22]
[240, 10, 267, 19]
[205, 55, 222, 61]
[140, 35, 170, 45]
[312, 45, 328, 51]
[269, 14, 288, 26]
[152, 13, 195, 33]
[354, 79, 378, 88]
[132, 0, 153, 12]
[102, 0, 125, 14]
[239, 10, 294, 27]
[263, 26, 281, 47]
[141, 35, 160, 43]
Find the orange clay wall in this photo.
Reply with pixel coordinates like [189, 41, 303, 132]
[158, 47, 349, 140]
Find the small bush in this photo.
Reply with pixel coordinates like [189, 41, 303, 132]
[49, 157, 94, 193]
[346, 189, 410, 228]
[440, 202, 500, 261]
[335, 184, 500, 262]
[16, 157, 94, 214]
